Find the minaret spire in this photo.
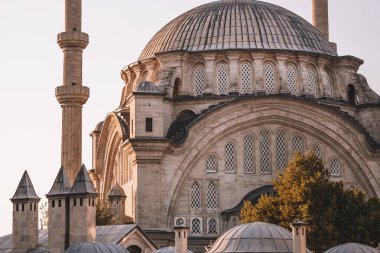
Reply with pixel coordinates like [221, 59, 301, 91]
[312, 0, 329, 40]
[56, 0, 89, 184]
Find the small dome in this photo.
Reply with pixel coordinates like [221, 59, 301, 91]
[136, 81, 159, 93]
[208, 222, 308, 253]
[95, 121, 104, 132]
[324, 243, 379, 253]
[153, 246, 193, 253]
[108, 183, 126, 197]
[65, 242, 128, 253]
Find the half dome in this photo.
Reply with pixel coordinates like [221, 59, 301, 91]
[139, 0, 337, 61]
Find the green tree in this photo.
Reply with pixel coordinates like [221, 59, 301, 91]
[96, 199, 115, 226]
[241, 152, 380, 253]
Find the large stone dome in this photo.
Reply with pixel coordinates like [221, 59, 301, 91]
[139, 0, 337, 61]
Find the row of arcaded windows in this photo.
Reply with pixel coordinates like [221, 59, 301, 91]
[190, 181, 217, 210]
[205, 131, 341, 176]
[189, 217, 218, 236]
[193, 63, 332, 96]
[15, 203, 37, 212]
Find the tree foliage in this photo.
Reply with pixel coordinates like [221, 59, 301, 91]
[96, 199, 115, 226]
[240, 152, 380, 253]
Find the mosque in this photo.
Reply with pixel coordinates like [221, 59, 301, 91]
[0, 0, 379, 253]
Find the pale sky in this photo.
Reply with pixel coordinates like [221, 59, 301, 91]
[0, 0, 379, 235]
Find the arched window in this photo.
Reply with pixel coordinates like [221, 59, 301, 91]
[307, 67, 317, 95]
[287, 65, 298, 95]
[347, 84, 356, 105]
[207, 219, 218, 235]
[292, 136, 303, 155]
[243, 135, 255, 173]
[217, 64, 228, 95]
[329, 159, 341, 176]
[264, 63, 276, 94]
[191, 182, 201, 209]
[323, 70, 332, 96]
[194, 65, 205, 96]
[191, 218, 202, 235]
[207, 182, 217, 209]
[225, 143, 236, 172]
[206, 155, 218, 173]
[276, 131, 287, 173]
[173, 78, 181, 98]
[259, 130, 270, 174]
[240, 63, 252, 94]
[313, 145, 322, 159]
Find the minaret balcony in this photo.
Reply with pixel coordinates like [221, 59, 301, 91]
[55, 85, 90, 105]
[57, 31, 89, 50]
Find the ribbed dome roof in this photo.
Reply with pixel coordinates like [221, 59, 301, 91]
[139, 0, 337, 61]
[108, 183, 126, 197]
[324, 243, 379, 253]
[207, 222, 309, 253]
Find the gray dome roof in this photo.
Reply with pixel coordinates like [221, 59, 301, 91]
[208, 222, 308, 253]
[153, 246, 193, 253]
[108, 183, 126, 197]
[65, 242, 128, 253]
[136, 81, 159, 93]
[324, 243, 379, 253]
[139, 0, 337, 61]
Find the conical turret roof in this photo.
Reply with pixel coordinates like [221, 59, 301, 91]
[69, 165, 98, 196]
[46, 166, 71, 197]
[11, 171, 40, 202]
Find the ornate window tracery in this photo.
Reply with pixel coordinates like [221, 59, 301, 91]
[207, 218, 218, 235]
[225, 143, 236, 172]
[313, 145, 322, 159]
[264, 63, 276, 94]
[217, 64, 228, 95]
[292, 136, 303, 155]
[190, 218, 202, 235]
[329, 159, 341, 176]
[206, 155, 218, 173]
[191, 181, 201, 209]
[287, 65, 298, 95]
[243, 135, 255, 173]
[194, 65, 205, 96]
[207, 182, 217, 209]
[259, 130, 271, 174]
[324, 70, 333, 96]
[240, 63, 252, 94]
[276, 131, 287, 173]
[307, 67, 317, 95]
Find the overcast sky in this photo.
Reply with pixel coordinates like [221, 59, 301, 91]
[0, 0, 379, 235]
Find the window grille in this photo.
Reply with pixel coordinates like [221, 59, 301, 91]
[191, 182, 201, 209]
[292, 136, 303, 155]
[240, 64, 252, 94]
[324, 70, 332, 96]
[313, 145, 322, 159]
[175, 217, 185, 226]
[208, 219, 218, 235]
[276, 131, 287, 173]
[191, 218, 202, 235]
[194, 65, 205, 96]
[225, 143, 236, 172]
[207, 182, 217, 209]
[259, 130, 271, 173]
[287, 65, 297, 95]
[264, 64, 276, 94]
[307, 67, 317, 95]
[329, 159, 341, 176]
[217, 64, 228, 95]
[243, 135, 255, 173]
[206, 155, 218, 173]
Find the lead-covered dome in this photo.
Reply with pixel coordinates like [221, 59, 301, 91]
[324, 243, 379, 253]
[139, 0, 337, 61]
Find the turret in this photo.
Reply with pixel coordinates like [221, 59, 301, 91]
[10, 171, 40, 253]
[291, 221, 308, 253]
[68, 165, 98, 245]
[46, 166, 71, 253]
[107, 183, 127, 224]
[174, 226, 190, 253]
[312, 0, 329, 40]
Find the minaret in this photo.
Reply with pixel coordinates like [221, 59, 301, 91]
[11, 171, 41, 253]
[291, 221, 308, 253]
[46, 166, 72, 253]
[312, 0, 329, 40]
[68, 165, 98, 245]
[56, 0, 90, 184]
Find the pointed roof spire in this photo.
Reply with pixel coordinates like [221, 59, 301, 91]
[69, 165, 98, 196]
[46, 166, 72, 197]
[11, 171, 40, 202]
